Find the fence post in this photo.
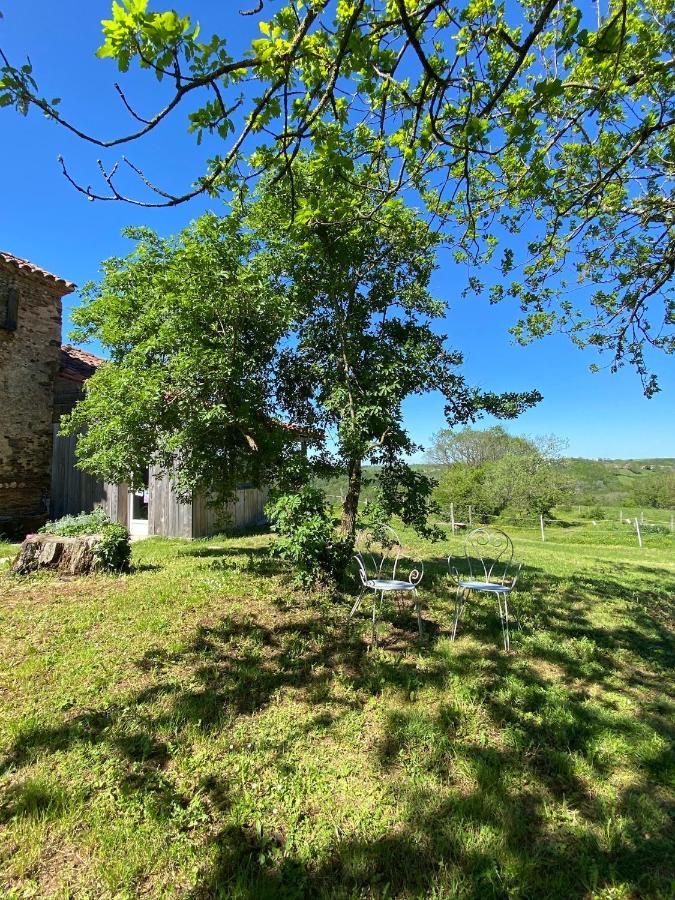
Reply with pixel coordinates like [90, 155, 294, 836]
[641, 510, 644, 524]
[634, 518, 643, 548]
[468, 505, 472, 526]
[619, 508, 622, 524]
[450, 503, 455, 534]
[540, 514, 545, 542]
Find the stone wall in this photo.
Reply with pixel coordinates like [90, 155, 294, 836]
[0, 259, 72, 538]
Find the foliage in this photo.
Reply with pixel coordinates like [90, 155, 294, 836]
[95, 522, 132, 573]
[435, 450, 573, 519]
[39, 507, 111, 537]
[266, 486, 353, 587]
[2, 0, 673, 389]
[632, 471, 675, 508]
[62, 214, 295, 500]
[578, 504, 607, 520]
[65, 162, 538, 563]
[247, 158, 539, 536]
[427, 426, 563, 467]
[434, 464, 488, 517]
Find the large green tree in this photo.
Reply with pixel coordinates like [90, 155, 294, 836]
[2, 0, 673, 389]
[63, 213, 296, 499]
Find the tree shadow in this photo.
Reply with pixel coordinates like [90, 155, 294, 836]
[2, 551, 673, 897]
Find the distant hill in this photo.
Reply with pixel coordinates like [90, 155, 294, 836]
[563, 458, 675, 505]
[317, 458, 675, 509]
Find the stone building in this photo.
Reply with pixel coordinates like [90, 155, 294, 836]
[0, 251, 75, 537]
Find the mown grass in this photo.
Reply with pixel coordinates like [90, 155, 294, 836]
[0, 523, 673, 899]
[0, 541, 20, 559]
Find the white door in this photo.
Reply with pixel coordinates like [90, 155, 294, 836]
[128, 471, 149, 538]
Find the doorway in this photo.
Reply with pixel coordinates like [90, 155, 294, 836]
[128, 470, 149, 538]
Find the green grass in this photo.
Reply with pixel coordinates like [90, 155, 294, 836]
[0, 541, 20, 561]
[1, 524, 674, 898]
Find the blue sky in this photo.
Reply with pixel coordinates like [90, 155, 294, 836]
[1, 1, 673, 460]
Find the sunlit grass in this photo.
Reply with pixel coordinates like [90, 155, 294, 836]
[0, 524, 673, 898]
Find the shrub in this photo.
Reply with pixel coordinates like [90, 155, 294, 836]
[579, 505, 606, 520]
[95, 523, 132, 573]
[40, 507, 110, 537]
[266, 487, 353, 587]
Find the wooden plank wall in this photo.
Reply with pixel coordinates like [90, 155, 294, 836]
[50, 435, 266, 539]
[191, 487, 268, 538]
[50, 427, 106, 519]
[148, 466, 193, 539]
[103, 482, 128, 527]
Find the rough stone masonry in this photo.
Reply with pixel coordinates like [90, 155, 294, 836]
[0, 252, 75, 538]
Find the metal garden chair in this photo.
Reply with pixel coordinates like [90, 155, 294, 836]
[448, 527, 522, 651]
[350, 525, 424, 646]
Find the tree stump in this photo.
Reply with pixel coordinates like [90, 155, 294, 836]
[10, 534, 102, 576]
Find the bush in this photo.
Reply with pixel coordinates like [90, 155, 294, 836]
[579, 505, 606, 520]
[39, 509, 131, 573]
[40, 507, 110, 537]
[266, 487, 353, 587]
[95, 523, 132, 572]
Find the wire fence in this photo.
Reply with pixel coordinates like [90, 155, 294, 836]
[436, 503, 674, 548]
[324, 492, 674, 549]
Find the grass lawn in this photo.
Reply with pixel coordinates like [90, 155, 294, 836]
[0, 524, 673, 898]
[0, 541, 20, 560]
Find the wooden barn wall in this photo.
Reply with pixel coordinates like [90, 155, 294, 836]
[191, 487, 268, 538]
[103, 482, 128, 527]
[148, 466, 193, 539]
[50, 427, 106, 519]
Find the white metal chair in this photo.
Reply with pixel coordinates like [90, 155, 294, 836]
[350, 525, 424, 646]
[448, 527, 522, 651]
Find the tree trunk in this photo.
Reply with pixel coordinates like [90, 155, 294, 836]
[11, 534, 102, 576]
[341, 458, 362, 537]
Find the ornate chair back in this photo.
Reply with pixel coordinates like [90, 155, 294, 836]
[462, 527, 516, 585]
[354, 524, 403, 586]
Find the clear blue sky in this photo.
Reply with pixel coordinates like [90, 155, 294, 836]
[1, 1, 673, 460]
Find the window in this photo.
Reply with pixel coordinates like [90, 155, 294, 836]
[0, 280, 18, 331]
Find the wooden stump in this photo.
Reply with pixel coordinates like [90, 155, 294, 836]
[11, 534, 102, 576]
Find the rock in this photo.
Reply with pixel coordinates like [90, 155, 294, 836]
[10, 533, 102, 576]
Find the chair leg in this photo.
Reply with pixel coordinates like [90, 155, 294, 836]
[500, 594, 511, 652]
[413, 589, 423, 642]
[451, 587, 465, 641]
[371, 591, 383, 647]
[508, 592, 522, 631]
[349, 590, 365, 620]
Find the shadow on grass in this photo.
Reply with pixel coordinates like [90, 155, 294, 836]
[1, 554, 673, 898]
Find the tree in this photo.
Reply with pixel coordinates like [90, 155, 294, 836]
[2, 0, 672, 389]
[426, 425, 562, 467]
[485, 454, 572, 516]
[433, 430, 572, 518]
[64, 159, 540, 538]
[62, 213, 298, 499]
[246, 158, 540, 535]
[632, 472, 675, 508]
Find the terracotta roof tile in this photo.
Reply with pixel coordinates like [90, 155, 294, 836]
[58, 344, 106, 382]
[0, 250, 75, 292]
